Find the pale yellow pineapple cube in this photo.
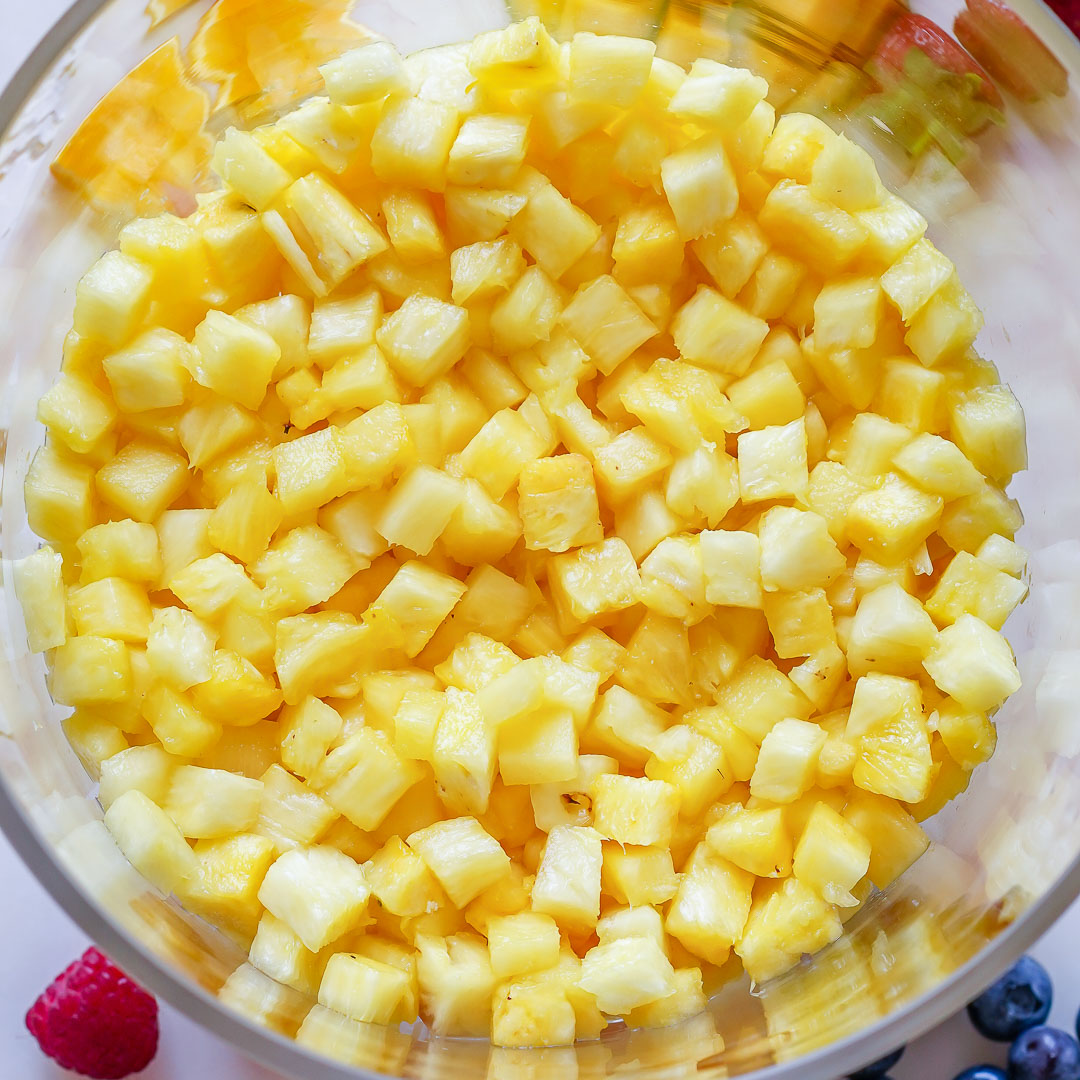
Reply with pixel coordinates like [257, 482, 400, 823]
[467, 17, 558, 85]
[735, 875, 842, 983]
[976, 533, 1027, 577]
[718, 656, 809, 744]
[440, 479, 522, 566]
[390, 688, 444, 760]
[142, 684, 220, 757]
[568, 32, 655, 106]
[248, 912, 323, 995]
[813, 277, 882, 350]
[376, 465, 463, 555]
[926, 551, 1027, 630]
[103, 788, 197, 894]
[750, 718, 827, 803]
[593, 428, 672, 505]
[579, 934, 675, 1015]
[666, 446, 740, 529]
[444, 186, 527, 246]
[258, 845, 370, 952]
[191, 649, 282, 725]
[601, 844, 677, 906]
[212, 128, 292, 211]
[319, 953, 412, 1025]
[435, 633, 517, 692]
[383, 190, 446, 264]
[318, 491, 389, 564]
[701, 529, 763, 609]
[518, 454, 603, 553]
[251, 525, 355, 615]
[757, 506, 845, 593]
[255, 763, 338, 852]
[761, 112, 833, 182]
[499, 708, 578, 786]
[180, 832, 276, 942]
[740, 251, 807, 321]
[208, 481, 282, 567]
[846, 475, 943, 563]
[371, 95, 460, 191]
[145, 606, 215, 691]
[950, 384, 1027, 482]
[842, 790, 928, 889]
[307, 290, 382, 368]
[72, 250, 152, 347]
[759, 180, 866, 274]
[590, 774, 679, 848]
[49, 635, 131, 706]
[934, 698, 996, 771]
[549, 537, 640, 624]
[68, 577, 152, 643]
[939, 481, 1023, 554]
[96, 439, 188, 523]
[492, 982, 576, 1048]
[559, 275, 657, 376]
[510, 182, 601, 280]
[637, 534, 707, 623]
[488, 912, 561, 979]
[274, 612, 369, 704]
[321, 727, 422, 830]
[189, 310, 279, 410]
[706, 805, 792, 878]
[77, 520, 161, 584]
[14, 545, 67, 652]
[364, 835, 444, 917]
[37, 374, 116, 456]
[727, 360, 806, 431]
[450, 239, 525, 306]
[669, 58, 767, 127]
[407, 817, 509, 908]
[176, 397, 259, 471]
[661, 134, 738, 241]
[376, 294, 470, 387]
[447, 114, 529, 187]
[923, 614, 1021, 712]
[808, 133, 884, 212]
[792, 803, 871, 907]
[531, 824, 603, 931]
[167, 552, 258, 621]
[98, 744, 177, 810]
[904, 275, 983, 367]
[665, 844, 754, 965]
[432, 686, 496, 814]
[847, 584, 938, 678]
[370, 560, 465, 656]
[892, 432, 983, 500]
[737, 418, 809, 503]
[416, 932, 497, 1037]
[645, 724, 730, 817]
[61, 711, 127, 778]
[671, 286, 769, 378]
[856, 192, 927, 266]
[320, 40, 407, 105]
[612, 204, 684, 286]
[880, 238, 954, 323]
[531, 753, 617, 833]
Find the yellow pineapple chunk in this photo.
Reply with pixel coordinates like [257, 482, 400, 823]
[792, 803, 871, 907]
[510, 181, 601, 279]
[707, 805, 792, 878]
[591, 774, 679, 848]
[926, 551, 1027, 630]
[892, 432, 983, 500]
[377, 466, 463, 555]
[549, 537, 640, 624]
[934, 699, 996, 771]
[407, 817, 509, 908]
[258, 845, 370, 952]
[322, 728, 423, 830]
[370, 560, 465, 656]
[492, 982, 576, 1048]
[376, 294, 470, 387]
[364, 836, 443, 917]
[49, 635, 131, 706]
[661, 134, 738, 241]
[164, 764, 262, 838]
[212, 128, 292, 211]
[758, 506, 845, 593]
[612, 203, 684, 286]
[666, 844, 754, 965]
[14, 546, 67, 652]
[190, 310, 279, 410]
[669, 58, 768, 127]
[320, 40, 407, 105]
[602, 844, 678, 907]
[580, 934, 675, 1015]
[68, 577, 152, 642]
[488, 912, 561, 978]
[809, 132, 884, 212]
[950, 384, 1027, 482]
[448, 114, 529, 187]
[319, 953, 413, 1025]
[307, 290, 381, 368]
[142, 684, 220, 757]
[98, 744, 177, 810]
[923, 614, 1021, 712]
[737, 418, 809, 503]
[433, 686, 496, 814]
[72, 251, 152, 347]
[531, 824, 603, 931]
[450, 239, 525, 306]
[636, 534, 707, 623]
[759, 180, 866, 274]
[813, 277, 883, 350]
[274, 612, 369, 704]
[701, 530, 763, 609]
[77, 520, 161, 584]
[847, 584, 938, 678]
[518, 454, 602, 554]
[672, 285, 769, 377]
[843, 790, 928, 889]
[559, 275, 657, 376]
[103, 788, 197, 894]
[468, 17, 558, 86]
[905, 275, 984, 367]
[96, 439, 188, 523]
[750, 718, 827, 803]
[37, 374, 116, 455]
[846, 475, 943, 563]
[416, 932, 497, 1037]
[568, 32, 655, 106]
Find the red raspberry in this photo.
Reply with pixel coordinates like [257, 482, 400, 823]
[25, 947, 159, 1079]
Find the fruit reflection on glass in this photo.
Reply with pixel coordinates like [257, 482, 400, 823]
[15, 13, 1029, 1048]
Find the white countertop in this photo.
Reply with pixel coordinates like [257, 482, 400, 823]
[3, 5, 1080, 1079]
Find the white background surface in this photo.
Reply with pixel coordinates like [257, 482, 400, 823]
[3, 4, 1080, 1079]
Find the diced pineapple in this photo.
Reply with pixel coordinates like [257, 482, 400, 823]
[976, 534, 1027, 577]
[76, 520, 161, 584]
[758, 506, 844, 592]
[274, 612, 370, 704]
[666, 446, 741, 529]
[72, 250, 152, 347]
[320, 41, 407, 105]
[558, 275, 657, 376]
[904, 275, 984, 367]
[432, 686, 496, 814]
[660, 134, 738, 241]
[669, 59, 768, 128]
[98, 744, 178, 810]
[735, 875, 842, 983]
[580, 934, 675, 1015]
[249, 913, 323, 995]
[707, 805, 792, 878]
[700, 530, 763, 609]
[727, 359, 805, 431]
[759, 180, 866, 274]
[444, 186, 527, 246]
[377, 466, 463, 555]
[468, 17, 558, 85]
[369, 560, 465, 657]
[666, 844, 754, 965]
[319, 953, 413, 1025]
[510, 181, 601, 280]
[750, 719, 827, 804]
[450, 241, 525, 309]
[487, 912, 561, 979]
[592, 429, 672, 506]
[516, 454, 602, 554]
[14, 546, 67, 652]
[180, 832, 276, 942]
[306, 291, 382, 368]
[880, 238, 954, 324]
[926, 551, 1027, 630]
[49, 635, 131, 706]
[740, 251, 807, 321]
[737, 418, 809, 503]
[416, 932, 497, 1037]
[407, 817, 509, 908]
[96, 439, 188, 523]
[37, 373, 116, 456]
[637, 534, 707, 623]
[934, 698, 996, 771]
[672, 285, 769, 377]
[856, 193, 927, 266]
[256, 763, 338, 851]
[189, 310, 279, 411]
[601, 844, 677, 907]
[258, 845, 370, 952]
[167, 553, 258, 621]
[807, 132, 883, 213]
[321, 727, 423, 830]
[177, 396, 259, 470]
[813, 277, 882, 350]
[892, 432, 983, 500]
[590, 773, 679, 848]
[846, 475, 943, 563]
[645, 725, 729, 817]
[212, 128, 292, 211]
[568, 32, 655, 107]
[447, 114, 529, 187]
[142, 684, 221, 757]
[375, 294, 470, 387]
[846, 584, 938, 678]
[68, 577, 152, 642]
[103, 788, 197, 894]
[950, 384, 1027, 482]
[531, 824, 603, 931]
[145, 606, 215, 691]
[923, 614, 1021, 712]
[612, 203, 684, 286]
[792, 803, 870, 907]
[939, 481, 1023, 554]
[252, 525, 355, 615]
[530, 753, 617, 834]
[364, 835, 444, 918]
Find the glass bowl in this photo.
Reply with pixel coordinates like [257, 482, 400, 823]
[2, 1, 1080, 1077]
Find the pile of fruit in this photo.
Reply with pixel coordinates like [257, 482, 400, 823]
[15, 19, 1028, 1047]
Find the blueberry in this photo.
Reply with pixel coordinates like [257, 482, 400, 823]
[847, 1047, 905, 1079]
[955, 1069, 1008, 1080]
[1008, 1026, 1080, 1080]
[968, 956, 1053, 1041]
